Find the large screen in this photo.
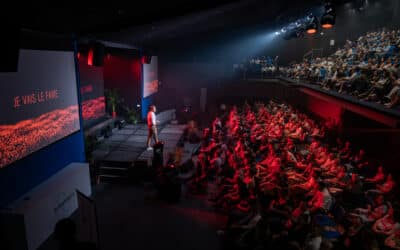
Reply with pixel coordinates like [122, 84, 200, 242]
[143, 56, 158, 98]
[78, 56, 106, 127]
[0, 49, 81, 168]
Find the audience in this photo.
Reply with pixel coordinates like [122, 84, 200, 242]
[234, 56, 279, 79]
[185, 100, 399, 250]
[237, 28, 400, 109]
[280, 28, 400, 109]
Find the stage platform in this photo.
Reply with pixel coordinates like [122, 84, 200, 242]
[91, 123, 191, 165]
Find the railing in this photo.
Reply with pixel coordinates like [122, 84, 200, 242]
[156, 109, 177, 125]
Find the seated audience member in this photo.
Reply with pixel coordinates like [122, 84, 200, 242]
[349, 194, 389, 223]
[385, 229, 400, 249]
[365, 166, 385, 184]
[386, 87, 400, 108]
[372, 206, 400, 235]
[366, 174, 396, 195]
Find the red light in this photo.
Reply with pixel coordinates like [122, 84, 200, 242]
[307, 29, 317, 34]
[87, 49, 94, 66]
[77, 52, 81, 59]
[322, 23, 333, 29]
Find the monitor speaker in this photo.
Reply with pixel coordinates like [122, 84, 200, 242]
[152, 141, 164, 168]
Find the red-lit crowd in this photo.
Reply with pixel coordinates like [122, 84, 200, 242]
[188, 101, 398, 250]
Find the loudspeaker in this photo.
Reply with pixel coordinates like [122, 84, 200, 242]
[0, 27, 20, 72]
[142, 55, 152, 64]
[92, 42, 105, 67]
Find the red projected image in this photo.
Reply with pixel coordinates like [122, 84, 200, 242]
[82, 96, 106, 121]
[0, 105, 80, 168]
[144, 79, 159, 98]
[143, 56, 158, 98]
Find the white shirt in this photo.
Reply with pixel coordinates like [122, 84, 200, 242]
[147, 111, 156, 127]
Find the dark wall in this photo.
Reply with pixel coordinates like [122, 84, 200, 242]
[156, 61, 229, 114]
[264, 0, 400, 65]
[103, 55, 142, 117]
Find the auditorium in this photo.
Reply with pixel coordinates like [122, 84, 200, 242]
[1, 1, 400, 250]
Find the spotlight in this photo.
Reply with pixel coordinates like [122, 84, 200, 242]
[306, 15, 318, 34]
[321, 2, 336, 29]
[275, 31, 280, 35]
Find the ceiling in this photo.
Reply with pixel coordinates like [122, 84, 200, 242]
[93, 0, 322, 50]
[5, 1, 240, 34]
[6, 1, 356, 55]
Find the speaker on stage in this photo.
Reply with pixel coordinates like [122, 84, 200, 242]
[152, 141, 164, 168]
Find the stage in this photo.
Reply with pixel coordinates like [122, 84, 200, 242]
[91, 123, 198, 182]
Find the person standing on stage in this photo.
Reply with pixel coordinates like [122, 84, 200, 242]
[147, 105, 159, 150]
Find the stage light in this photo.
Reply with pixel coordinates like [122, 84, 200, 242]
[321, 2, 336, 29]
[306, 15, 318, 34]
[307, 29, 317, 34]
[275, 31, 280, 35]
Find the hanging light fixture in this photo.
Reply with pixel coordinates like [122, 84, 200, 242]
[306, 15, 318, 34]
[321, 2, 336, 29]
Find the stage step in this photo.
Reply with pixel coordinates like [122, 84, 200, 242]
[99, 165, 130, 178]
[98, 160, 133, 169]
[99, 166, 129, 171]
[99, 174, 129, 183]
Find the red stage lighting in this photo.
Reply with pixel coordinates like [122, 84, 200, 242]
[307, 28, 317, 34]
[322, 23, 334, 29]
[87, 49, 94, 66]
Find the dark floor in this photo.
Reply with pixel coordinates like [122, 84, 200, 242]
[94, 182, 226, 250]
[40, 181, 227, 250]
